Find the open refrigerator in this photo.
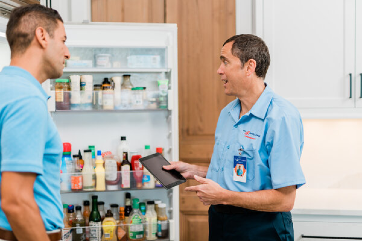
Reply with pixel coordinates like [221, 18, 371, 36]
[42, 22, 179, 241]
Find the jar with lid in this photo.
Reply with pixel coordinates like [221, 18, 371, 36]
[55, 79, 70, 110]
[121, 75, 133, 109]
[93, 84, 102, 110]
[102, 78, 114, 110]
[122, 74, 133, 89]
[131, 87, 145, 109]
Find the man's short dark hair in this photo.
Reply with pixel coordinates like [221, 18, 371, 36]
[6, 4, 63, 56]
[223, 34, 270, 79]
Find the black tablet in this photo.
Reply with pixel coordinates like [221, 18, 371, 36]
[139, 153, 186, 189]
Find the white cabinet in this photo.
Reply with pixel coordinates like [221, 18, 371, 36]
[255, 0, 361, 118]
[292, 213, 362, 241]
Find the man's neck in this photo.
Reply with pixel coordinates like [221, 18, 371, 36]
[10, 51, 47, 84]
[238, 78, 266, 118]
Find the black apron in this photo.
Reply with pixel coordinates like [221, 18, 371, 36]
[208, 205, 294, 241]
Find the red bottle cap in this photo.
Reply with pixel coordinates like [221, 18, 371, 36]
[156, 147, 163, 153]
[63, 143, 71, 152]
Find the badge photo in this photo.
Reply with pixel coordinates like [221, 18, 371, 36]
[233, 156, 247, 183]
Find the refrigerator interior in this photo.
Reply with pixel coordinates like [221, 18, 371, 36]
[51, 22, 179, 240]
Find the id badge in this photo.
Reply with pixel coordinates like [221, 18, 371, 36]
[233, 156, 247, 183]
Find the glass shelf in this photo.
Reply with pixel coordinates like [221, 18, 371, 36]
[60, 171, 165, 194]
[62, 221, 170, 241]
[63, 68, 171, 73]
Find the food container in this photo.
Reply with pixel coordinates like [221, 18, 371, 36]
[95, 54, 112, 68]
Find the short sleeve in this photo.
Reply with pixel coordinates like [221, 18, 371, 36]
[1, 97, 48, 174]
[266, 115, 306, 189]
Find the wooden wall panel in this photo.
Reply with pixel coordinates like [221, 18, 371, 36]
[92, 0, 164, 23]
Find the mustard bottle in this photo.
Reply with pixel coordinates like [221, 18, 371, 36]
[102, 210, 117, 241]
[95, 150, 106, 191]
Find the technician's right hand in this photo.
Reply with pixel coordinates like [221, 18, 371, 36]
[163, 161, 197, 179]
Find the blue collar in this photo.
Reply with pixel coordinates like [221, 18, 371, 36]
[229, 83, 274, 122]
[1, 66, 49, 100]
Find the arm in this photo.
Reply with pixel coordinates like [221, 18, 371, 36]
[163, 161, 208, 179]
[185, 175, 296, 212]
[1, 172, 50, 241]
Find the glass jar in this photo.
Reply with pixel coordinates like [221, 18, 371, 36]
[122, 74, 133, 89]
[93, 84, 102, 110]
[131, 87, 145, 109]
[55, 79, 70, 110]
[102, 78, 114, 110]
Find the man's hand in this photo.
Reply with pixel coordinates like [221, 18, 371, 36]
[184, 175, 228, 205]
[163, 161, 206, 179]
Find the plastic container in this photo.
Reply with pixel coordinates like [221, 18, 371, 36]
[95, 54, 111, 68]
[69, 75, 81, 110]
[93, 84, 103, 110]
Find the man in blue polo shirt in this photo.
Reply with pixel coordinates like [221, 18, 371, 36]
[164, 34, 305, 240]
[0, 5, 70, 240]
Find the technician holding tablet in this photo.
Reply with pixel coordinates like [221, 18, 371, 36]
[163, 34, 306, 241]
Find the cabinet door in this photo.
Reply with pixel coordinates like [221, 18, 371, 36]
[355, 0, 362, 108]
[261, 0, 355, 109]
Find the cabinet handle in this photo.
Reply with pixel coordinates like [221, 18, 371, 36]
[360, 73, 362, 98]
[349, 73, 352, 98]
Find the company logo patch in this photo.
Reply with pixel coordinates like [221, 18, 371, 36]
[244, 130, 261, 140]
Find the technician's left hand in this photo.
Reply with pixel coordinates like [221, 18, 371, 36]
[184, 175, 228, 206]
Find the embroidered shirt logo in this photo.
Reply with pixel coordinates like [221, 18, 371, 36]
[244, 130, 261, 140]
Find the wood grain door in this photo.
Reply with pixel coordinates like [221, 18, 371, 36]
[166, 0, 236, 241]
[91, 0, 236, 240]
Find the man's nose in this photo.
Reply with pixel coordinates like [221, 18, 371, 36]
[217, 65, 223, 75]
[65, 48, 71, 60]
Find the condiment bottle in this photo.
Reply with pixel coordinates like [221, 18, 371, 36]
[78, 150, 84, 171]
[121, 75, 133, 109]
[67, 204, 75, 227]
[117, 207, 127, 241]
[93, 84, 103, 110]
[62, 204, 72, 241]
[72, 205, 86, 241]
[89, 145, 96, 167]
[89, 195, 101, 241]
[142, 146, 155, 188]
[82, 149, 95, 191]
[61, 143, 73, 192]
[117, 136, 130, 161]
[131, 155, 143, 188]
[121, 152, 131, 189]
[155, 148, 164, 187]
[98, 201, 105, 222]
[154, 200, 162, 217]
[82, 200, 90, 241]
[102, 77, 114, 110]
[124, 193, 132, 225]
[144, 201, 157, 240]
[95, 150, 106, 191]
[128, 198, 145, 241]
[156, 203, 169, 239]
[71, 154, 83, 191]
[102, 210, 117, 241]
[105, 154, 120, 190]
[110, 204, 120, 222]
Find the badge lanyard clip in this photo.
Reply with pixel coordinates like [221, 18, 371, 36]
[238, 146, 244, 156]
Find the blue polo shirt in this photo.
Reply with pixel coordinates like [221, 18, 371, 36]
[206, 84, 306, 192]
[0, 66, 63, 231]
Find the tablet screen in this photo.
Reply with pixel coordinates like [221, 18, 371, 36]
[139, 153, 186, 189]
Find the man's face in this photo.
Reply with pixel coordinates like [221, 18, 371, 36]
[217, 41, 247, 96]
[44, 21, 70, 79]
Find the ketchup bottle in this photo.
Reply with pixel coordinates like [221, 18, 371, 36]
[131, 155, 143, 188]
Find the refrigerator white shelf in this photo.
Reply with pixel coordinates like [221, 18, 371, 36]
[63, 68, 171, 73]
[53, 109, 168, 113]
[61, 188, 167, 194]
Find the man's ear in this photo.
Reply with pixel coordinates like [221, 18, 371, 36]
[34, 27, 48, 49]
[245, 59, 257, 77]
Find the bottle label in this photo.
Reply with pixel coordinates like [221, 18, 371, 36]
[157, 220, 168, 236]
[117, 225, 126, 240]
[89, 221, 101, 241]
[71, 175, 83, 190]
[121, 166, 130, 188]
[102, 220, 116, 240]
[142, 175, 150, 183]
[56, 90, 64, 102]
[105, 160, 118, 181]
[62, 228, 72, 241]
[129, 215, 144, 239]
